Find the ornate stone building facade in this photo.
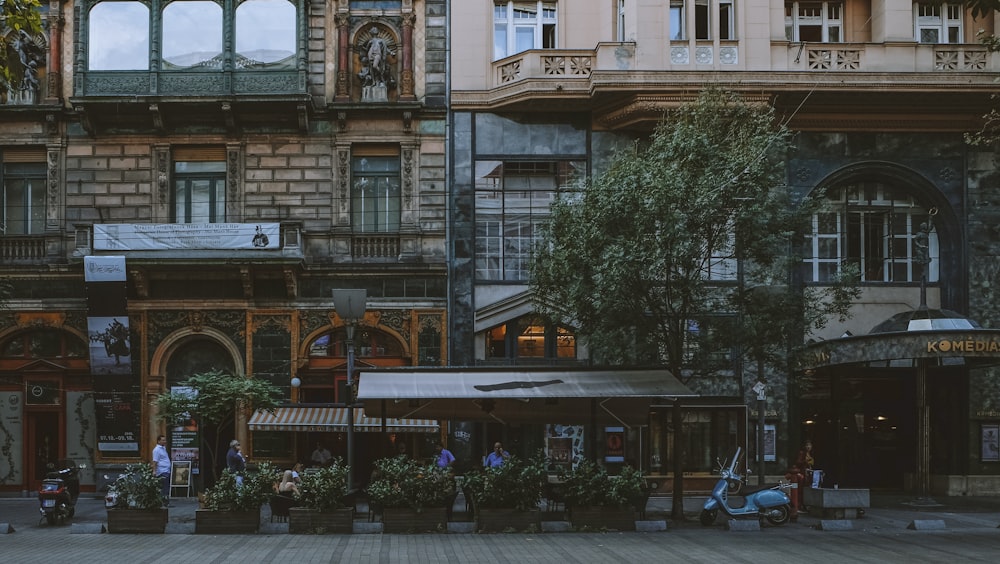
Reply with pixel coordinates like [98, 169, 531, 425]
[0, 0, 447, 494]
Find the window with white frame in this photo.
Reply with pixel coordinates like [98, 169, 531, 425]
[1, 157, 46, 236]
[475, 160, 584, 281]
[618, 0, 626, 41]
[670, 0, 686, 40]
[914, 2, 963, 44]
[675, 0, 735, 41]
[785, 1, 843, 42]
[493, 1, 557, 60]
[804, 183, 939, 283]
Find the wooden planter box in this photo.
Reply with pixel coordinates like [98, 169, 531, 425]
[195, 509, 261, 534]
[381, 507, 448, 533]
[475, 508, 541, 533]
[288, 507, 354, 534]
[569, 506, 636, 531]
[106, 508, 168, 534]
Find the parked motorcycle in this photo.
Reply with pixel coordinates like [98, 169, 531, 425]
[38, 459, 81, 526]
[699, 447, 792, 526]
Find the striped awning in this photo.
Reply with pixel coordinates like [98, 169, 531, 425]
[248, 407, 439, 433]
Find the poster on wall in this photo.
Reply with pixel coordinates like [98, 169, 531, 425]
[545, 424, 584, 472]
[764, 424, 776, 462]
[170, 386, 200, 475]
[65, 391, 97, 487]
[0, 392, 24, 486]
[982, 424, 1000, 462]
[605, 426, 625, 463]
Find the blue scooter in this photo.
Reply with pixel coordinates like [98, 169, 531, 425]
[700, 447, 792, 526]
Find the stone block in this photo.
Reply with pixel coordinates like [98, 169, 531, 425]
[447, 522, 475, 534]
[70, 522, 107, 534]
[352, 522, 383, 534]
[803, 488, 870, 509]
[817, 520, 854, 531]
[541, 521, 572, 533]
[726, 519, 761, 531]
[0, 522, 14, 534]
[635, 520, 668, 532]
[907, 519, 946, 530]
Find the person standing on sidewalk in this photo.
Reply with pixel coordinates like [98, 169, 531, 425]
[152, 435, 171, 507]
[227, 440, 246, 487]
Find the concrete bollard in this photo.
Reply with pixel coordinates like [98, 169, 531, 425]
[907, 519, 946, 530]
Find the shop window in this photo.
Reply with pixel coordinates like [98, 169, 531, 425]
[648, 405, 745, 474]
[474, 160, 584, 281]
[784, 2, 843, 42]
[804, 182, 939, 283]
[251, 431, 294, 458]
[484, 315, 577, 362]
[307, 328, 403, 358]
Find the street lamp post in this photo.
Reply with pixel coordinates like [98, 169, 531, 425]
[332, 289, 367, 492]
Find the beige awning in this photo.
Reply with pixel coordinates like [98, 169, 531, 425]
[247, 406, 438, 433]
[356, 367, 696, 426]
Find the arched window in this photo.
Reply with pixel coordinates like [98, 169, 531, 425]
[0, 329, 87, 358]
[805, 182, 939, 283]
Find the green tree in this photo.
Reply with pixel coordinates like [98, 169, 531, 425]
[1, 0, 45, 93]
[531, 88, 856, 521]
[151, 369, 282, 479]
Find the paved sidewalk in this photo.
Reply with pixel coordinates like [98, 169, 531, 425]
[2, 492, 999, 563]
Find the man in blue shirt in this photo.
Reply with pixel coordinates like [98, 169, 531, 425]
[484, 442, 510, 468]
[151, 435, 171, 506]
[226, 440, 246, 486]
[434, 442, 455, 469]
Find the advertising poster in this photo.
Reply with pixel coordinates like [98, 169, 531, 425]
[605, 426, 625, 463]
[170, 386, 200, 474]
[0, 391, 24, 486]
[983, 424, 1000, 462]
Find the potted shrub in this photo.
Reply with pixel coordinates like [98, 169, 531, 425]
[289, 460, 353, 534]
[462, 453, 546, 532]
[195, 461, 276, 534]
[106, 463, 168, 534]
[559, 461, 645, 531]
[367, 456, 456, 533]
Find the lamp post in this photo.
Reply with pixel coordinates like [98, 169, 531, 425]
[332, 289, 367, 491]
[753, 380, 767, 486]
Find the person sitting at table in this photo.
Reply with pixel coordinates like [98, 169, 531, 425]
[278, 470, 299, 496]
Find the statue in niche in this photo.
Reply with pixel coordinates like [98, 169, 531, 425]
[357, 26, 396, 102]
[5, 29, 44, 105]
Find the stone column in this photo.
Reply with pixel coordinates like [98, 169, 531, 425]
[400, 12, 415, 100]
[335, 13, 350, 101]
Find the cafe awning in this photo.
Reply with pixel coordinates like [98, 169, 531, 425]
[247, 406, 439, 433]
[356, 367, 696, 426]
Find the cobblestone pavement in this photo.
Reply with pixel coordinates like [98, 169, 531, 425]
[1, 493, 999, 563]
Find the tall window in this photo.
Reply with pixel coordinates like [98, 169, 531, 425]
[675, 0, 735, 41]
[1, 158, 46, 235]
[915, 3, 963, 43]
[174, 151, 226, 223]
[804, 183, 939, 283]
[484, 315, 577, 362]
[670, 0, 686, 40]
[617, 0, 626, 41]
[474, 160, 584, 281]
[785, 1, 842, 42]
[352, 154, 401, 233]
[493, 1, 557, 60]
[87, 0, 296, 71]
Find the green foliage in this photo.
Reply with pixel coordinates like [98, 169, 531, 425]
[296, 460, 350, 512]
[151, 369, 282, 428]
[366, 456, 455, 511]
[203, 461, 277, 512]
[1, 0, 44, 90]
[558, 460, 646, 508]
[109, 463, 164, 510]
[461, 452, 547, 511]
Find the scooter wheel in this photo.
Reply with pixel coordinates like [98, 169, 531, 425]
[699, 509, 718, 526]
[764, 504, 791, 526]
